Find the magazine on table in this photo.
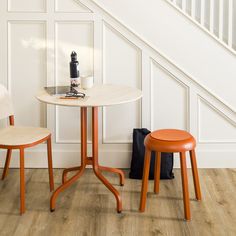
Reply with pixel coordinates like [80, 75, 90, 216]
[44, 86, 85, 99]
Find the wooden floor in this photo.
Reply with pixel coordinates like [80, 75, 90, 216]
[0, 168, 235, 236]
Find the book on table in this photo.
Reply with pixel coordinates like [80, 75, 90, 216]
[44, 86, 85, 99]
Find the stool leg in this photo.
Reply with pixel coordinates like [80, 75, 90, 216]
[2, 149, 12, 180]
[154, 152, 161, 194]
[190, 149, 201, 200]
[19, 148, 25, 215]
[180, 152, 191, 221]
[139, 149, 151, 212]
[47, 136, 54, 192]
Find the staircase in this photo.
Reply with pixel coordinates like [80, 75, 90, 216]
[79, 0, 236, 167]
[167, 0, 236, 55]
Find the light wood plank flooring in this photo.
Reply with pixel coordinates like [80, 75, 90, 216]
[0, 168, 235, 236]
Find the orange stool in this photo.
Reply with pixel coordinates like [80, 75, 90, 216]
[139, 129, 201, 221]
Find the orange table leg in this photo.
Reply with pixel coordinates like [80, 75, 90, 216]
[50, 107, 123, 213]
[99, 166, 125, 186]
[62, 166, 81, 184]
[91, 107, 122, 213]
[50, 107, 87, 211]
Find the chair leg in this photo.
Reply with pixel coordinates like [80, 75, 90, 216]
[47, 136, 54, 192]
[154, 152, 161, 194]
[19, 148, 25, 215]
[1, 149, 12, 180]
[139, 149, 151, 212]
[190, 149, 201, 200]
[180, 152, 191, 221]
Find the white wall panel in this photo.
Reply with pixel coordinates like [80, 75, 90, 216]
[8, 22, 46, 127]
[55, 0, 92, 12]
[56, 106, 80, 143]
[92, 0, 236, 109]
[55, 21, 93, 143]
[0, 0, 235, 168]
[198, 97, 236, 143]
[102, 23, 141, 143]
[8, 0, 46, 12]
[151, 61, 188, 131]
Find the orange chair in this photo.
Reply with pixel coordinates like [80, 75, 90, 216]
[0, 84, 54, 214]
[139, 129, 201, 221]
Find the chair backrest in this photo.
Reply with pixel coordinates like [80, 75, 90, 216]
[0, 84, 14, 120]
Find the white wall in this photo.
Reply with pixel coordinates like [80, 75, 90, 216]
[91, 0, 236, 110]
[0, 0, 235, 169]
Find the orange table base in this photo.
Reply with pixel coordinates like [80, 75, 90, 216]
[50, 107, 124, 213]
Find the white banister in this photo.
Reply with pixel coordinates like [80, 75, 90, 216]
[182, 0, 186, 12]
[228, 0, 233, 47]
[200, 0, 205, 26]
[167, 0, 235, 53]
[218, 0, 224, 40]
[209, 0, 215, 34]
[191, 0, 196, 18]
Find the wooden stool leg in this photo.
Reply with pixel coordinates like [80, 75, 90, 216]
[1, 149, 12, 180]
[139, 149, 151, 212]
[180, 152, 191, 221]
[19, 148, 25, 215]
[190, 149, 201, 200]
[47, 136, 54, 192]
[154, 152, 161, 194]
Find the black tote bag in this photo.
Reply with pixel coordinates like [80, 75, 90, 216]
[129, 128, 174, 179]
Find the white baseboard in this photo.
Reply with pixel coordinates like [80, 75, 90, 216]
[173, 150, 236, 168]
[0, 149, 236, 168]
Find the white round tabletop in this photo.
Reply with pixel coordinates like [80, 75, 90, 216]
[36, 84, 142, 107]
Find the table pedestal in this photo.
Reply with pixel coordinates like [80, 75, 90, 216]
[50, 107, 124, 213]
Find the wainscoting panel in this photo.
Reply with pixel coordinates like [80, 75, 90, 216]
[8, 0, 46, 12]
[198, 97, 236, 143]
[102, 23, 142, 143]
[55, 0, 92, 13]
[151, 60, 189, 131]
[0, 0, 235, 168]
[55, 21, 93, 143]
[8, 21, 47, 127]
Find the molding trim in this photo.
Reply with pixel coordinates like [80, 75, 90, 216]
[56, 0, 93, 13]
[55, 106, 81, 144]
[7, 0, 46, 13]
[54, 20, 94, 144]
[197, 95, 236, 144]
[80, 0, 236, 113]
[7, 20, 47, 94]
[102, 21, 142, 144]
[150, 58, 190, 131]
[7, 20, 47, 128]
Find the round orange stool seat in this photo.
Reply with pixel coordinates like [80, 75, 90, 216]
[145, 129, 196, 152]
[139, 129, 201, 221]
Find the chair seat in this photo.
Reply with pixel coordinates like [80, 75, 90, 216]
[145, 129, 196, 152]
[0, 126, 51, 148]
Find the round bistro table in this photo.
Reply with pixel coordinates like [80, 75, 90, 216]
[36, 84, 142, 213]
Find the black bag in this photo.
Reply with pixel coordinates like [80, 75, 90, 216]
[129, 128, 174, 179]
